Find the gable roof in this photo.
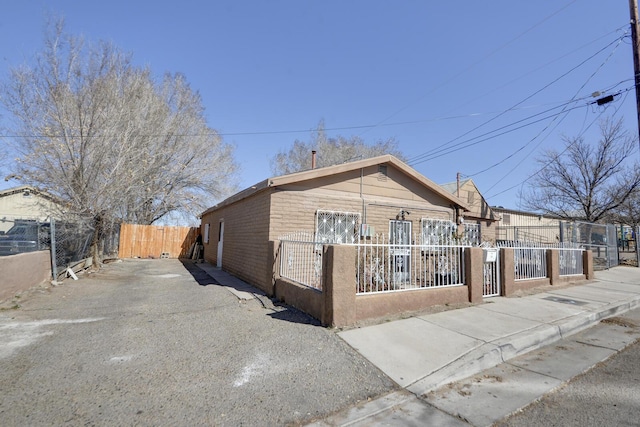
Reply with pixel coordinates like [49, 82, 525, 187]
[439, 178, 499, 222]
[0, 185, 59, 203]
[202, 155, 470, 216]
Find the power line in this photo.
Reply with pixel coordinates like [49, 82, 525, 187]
[406, 32, 629, 166]
[485, 89, 631, 201]
[467, 33, 628, 180]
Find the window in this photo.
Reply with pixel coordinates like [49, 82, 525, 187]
[421, 219, 456, 245]
[204, 223, 210, 243]
[421, 218, 480, 246]
[315, 210, 361, 244]
[503, 213, 511, 225]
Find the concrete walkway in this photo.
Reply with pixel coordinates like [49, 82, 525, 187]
[312, 266, 640, 426]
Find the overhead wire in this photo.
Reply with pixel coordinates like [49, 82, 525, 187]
[485, 88, 632, 201]
[406, 31, 629, 166]
[469, 30, 628, 182]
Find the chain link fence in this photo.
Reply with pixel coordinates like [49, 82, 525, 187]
[0, 214, 121, 279]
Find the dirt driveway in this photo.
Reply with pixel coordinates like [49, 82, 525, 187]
[0, 259, 394, 426]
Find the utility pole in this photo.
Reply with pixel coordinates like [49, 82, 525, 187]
[629, 0, 640, 152]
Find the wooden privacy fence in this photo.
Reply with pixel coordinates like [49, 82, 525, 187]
[118, 224, 199, 259]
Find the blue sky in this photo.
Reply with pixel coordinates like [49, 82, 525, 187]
[0, 0, 637, 210]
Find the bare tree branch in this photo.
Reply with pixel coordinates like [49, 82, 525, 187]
[0, 19, 239, 260]
[522, 118, 640, 223]
[270, 119, 406, 175]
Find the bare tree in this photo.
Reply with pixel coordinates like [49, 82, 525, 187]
[614, 188, 640, 229]
[270, 120, 406, 175]
[0, 19, 238, 260]
[522, 118, 640, 223]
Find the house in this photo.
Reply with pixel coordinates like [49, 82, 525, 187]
[0, 185, 64, 233]
[439, 177, 499, 243]
[200, 155, 471, 295]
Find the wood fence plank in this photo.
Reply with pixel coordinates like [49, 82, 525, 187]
[118, 223, 199, 259]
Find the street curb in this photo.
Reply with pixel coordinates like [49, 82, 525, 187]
[410, 299, 637, 396]
[305, 390, 415, 427]
[322, 299, 638, 426]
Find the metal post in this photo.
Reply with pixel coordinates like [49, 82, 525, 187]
[629, 0, 640, 153]
[50, 218, 57, 279]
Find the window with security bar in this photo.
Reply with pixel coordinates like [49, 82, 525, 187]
[421, 218, 480, 245]
[421, 219, 457, 245]
[315, 210, 361, 244]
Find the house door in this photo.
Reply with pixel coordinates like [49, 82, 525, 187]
[217, 220, 224, 267]
[389, 220, 412, 285]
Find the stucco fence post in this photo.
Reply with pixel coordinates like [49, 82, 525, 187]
[500, 248, 516, 296]
[584, 250, 594, 279]
[322, 244, 356, 328]
[547, 249, 560, 286]
[464, 247, 484, 304]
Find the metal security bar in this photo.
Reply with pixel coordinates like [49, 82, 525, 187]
[355, 234, 467, 294]
[315, 210, 361, 244]
[279, 231, 323, 291]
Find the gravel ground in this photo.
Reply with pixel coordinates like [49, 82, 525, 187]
[0, 259, 395, 426]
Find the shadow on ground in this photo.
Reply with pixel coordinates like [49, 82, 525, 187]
[180, 260, 220, 286]
[179, 259, 322, 327]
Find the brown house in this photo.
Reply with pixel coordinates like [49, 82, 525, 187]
[200, 155, 470, 294]
[439, 178, 499, 243]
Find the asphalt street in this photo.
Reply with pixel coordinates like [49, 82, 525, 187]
[0, 259, 394, 426]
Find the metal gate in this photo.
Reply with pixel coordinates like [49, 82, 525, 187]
[560, 221, 619, 269]
[483, 247, 501, 297]
[389, 220, 412, 284]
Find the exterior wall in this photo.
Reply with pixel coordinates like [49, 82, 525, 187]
[269, 164, 456, 241]
[200, 189, 273, 293]
[493, 208, 561, 228]
[0, 251, 51, 302]
[355, 286, 469, 322]
[269, 191, 363, 238]
[457, 181, 495, 221]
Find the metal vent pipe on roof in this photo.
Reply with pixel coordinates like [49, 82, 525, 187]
[311, 150, 317, 169]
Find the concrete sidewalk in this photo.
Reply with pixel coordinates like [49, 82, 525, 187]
[193, 262, 640, 425]
[312, 266, 640, 426]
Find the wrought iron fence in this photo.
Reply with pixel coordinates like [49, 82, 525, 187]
[497, 241, 548, 281]
[558, 243, 585, 276]
[355, 234, 467, 294]
[279, 231, 323, 291]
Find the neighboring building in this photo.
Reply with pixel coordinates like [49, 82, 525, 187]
[491, 206, 563, 243]
[0, 185, 64, 233]
[200, 155, 470, 294]
[439, 177, 499, 243]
